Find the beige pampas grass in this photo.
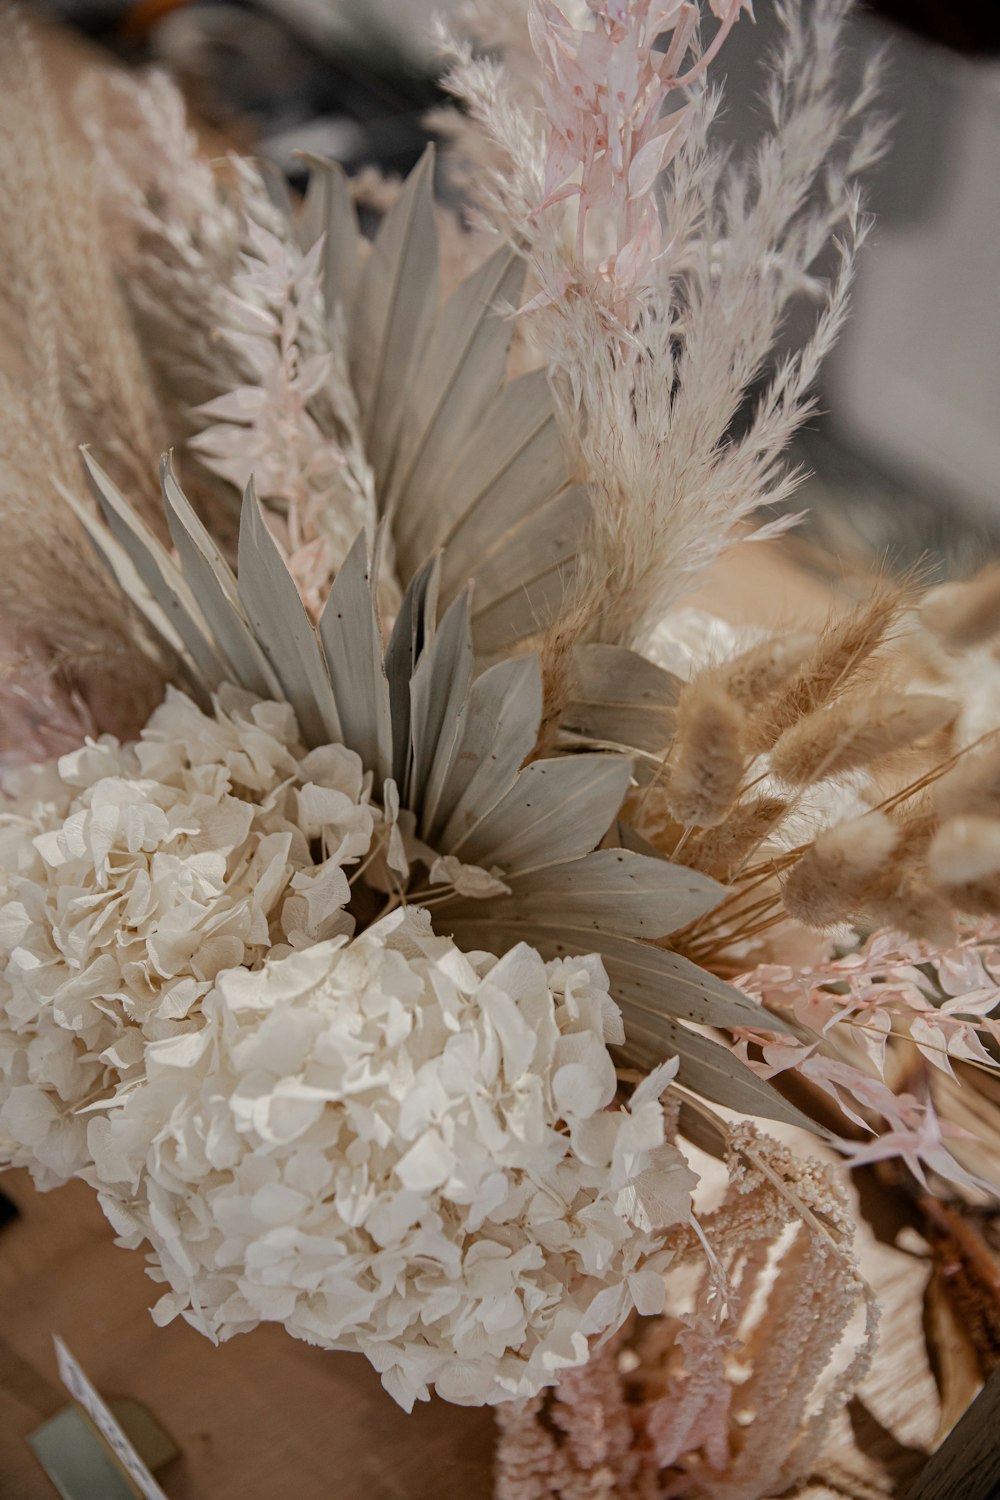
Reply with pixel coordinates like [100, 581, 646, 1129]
[0, 8, 170, 758]
[781, 811, 899, 928]
[440, 0, 887, 652]
[680, 795, 789, 880]
[769, 690, 958, 787]
[930, 817, 1000, 888]
[76, 66, 258, 422]
[0, 6, 165, 514]
[665, 684, 747, 829]
[746, 586, 904, 754]
[707, 632, 816, 710]
[920, 563, 1000, 650]
[933, 742, 1000, 822]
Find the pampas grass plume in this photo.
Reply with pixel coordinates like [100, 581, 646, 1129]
[769, 691, 957, 787]
[781, 811, 899, 928]
[747, 589, 903, 755]
[933, 742, 1000, 822]
[920, 563, 1000, 650]
[930, 816, 1000, 888]
[665, 683, 747, 829]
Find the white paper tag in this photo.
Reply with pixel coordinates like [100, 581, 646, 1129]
[54, 1336, 170, 1500]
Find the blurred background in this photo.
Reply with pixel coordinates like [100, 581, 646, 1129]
[26, 0, 1000, 583]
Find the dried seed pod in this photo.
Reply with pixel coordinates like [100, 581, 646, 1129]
[769, 691, 958, 787]
[681, 795, 788, 878]
[781, 811, 899, 928]
[920, 563, 1000, 650]
[747, 589, 903, 755]
[895, 806, 938, 860]
[665, 683, 747, 829]
[933, 742, 1000, 822]
[707, 633, 816, 710]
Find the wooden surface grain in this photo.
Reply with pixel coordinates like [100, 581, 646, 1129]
[904, 1363, 1000, 1500]
[0, 1152, 946, 1500]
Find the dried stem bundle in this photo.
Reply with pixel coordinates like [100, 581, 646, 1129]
[0, 9, 170, 756]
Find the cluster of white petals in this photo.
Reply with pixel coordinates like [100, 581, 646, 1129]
[0, 687, 374, 1185]
[90, 913, 693, 1409]
[0, 687, 695, 1409]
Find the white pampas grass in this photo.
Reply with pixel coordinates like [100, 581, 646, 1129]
[75, 66, 253, 417]
[439, 0, 887, 652]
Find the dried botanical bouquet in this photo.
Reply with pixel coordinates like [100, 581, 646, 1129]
[2, 0, 1000, 1493]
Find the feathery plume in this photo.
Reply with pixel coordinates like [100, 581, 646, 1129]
[706, 631, 817, 710]
[665, 683, 748, 829]
[440, 0, 887, 654]
[680, 795, 790, 880]
[920, 563, 1000, 651]
[768, 690, 958, 787]
[781, 811, 899, 928]
[746, 586, 904, 754]
[0, 7, 165, 513]
[76, 66, 251, 417]
[189, 225, 377, 616]
[934, 743, 1000, 821]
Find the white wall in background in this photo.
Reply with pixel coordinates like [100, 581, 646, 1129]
[825, 27, 1000, 517]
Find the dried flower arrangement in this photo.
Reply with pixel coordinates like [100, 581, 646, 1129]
[2, 0, 1000, 1493]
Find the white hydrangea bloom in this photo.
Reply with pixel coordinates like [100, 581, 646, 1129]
[0, 687, 374, 1185]
[87, 910, 693, 1410]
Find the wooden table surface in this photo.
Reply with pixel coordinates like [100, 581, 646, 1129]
[0, 1172, 495, 1500]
